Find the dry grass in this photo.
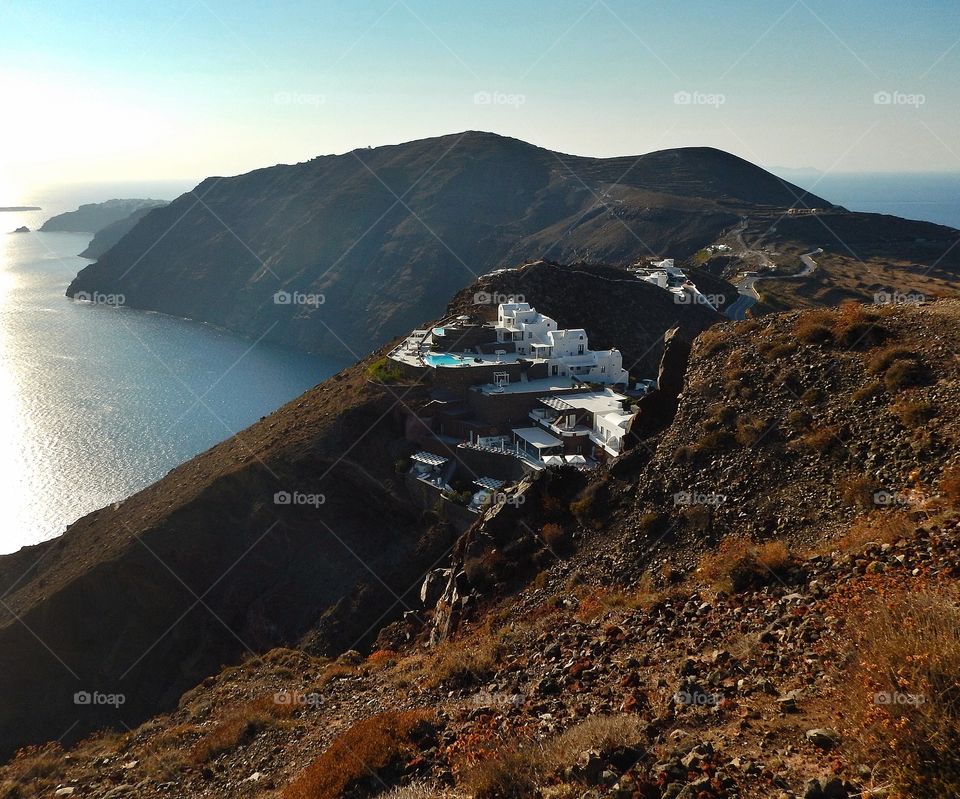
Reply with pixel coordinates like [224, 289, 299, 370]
[827, 511, 915, 554]
[464, 745, 542, 799]
[190, 695, 295, 763]
[788, 425, 843, 455]
[422, 629, 506, 689]
[544, 715, 644, 770]
[940, 466, 960, 508]
[892, 396, 937, 427]
[840, 474, 880, 509]
[696, 535, 793, 593]
[841, 590, 960, 798]
[283, 710, 435, 799]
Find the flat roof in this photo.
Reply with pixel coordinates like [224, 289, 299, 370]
[512, 427, 563, 449]
[550, 390, 627, 415]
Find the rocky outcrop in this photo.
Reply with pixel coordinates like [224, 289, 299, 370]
[79, 204, 168, 259]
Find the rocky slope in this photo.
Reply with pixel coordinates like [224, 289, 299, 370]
[40, 199, 167, 234]
[65, 131, 832, 359]
[0, 262, 717, 758]
[3, 300, 958, 799]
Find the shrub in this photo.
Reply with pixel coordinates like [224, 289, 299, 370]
[840, 475, 880, 509]
[884, 358, 929, 392]
[540, 523, 569, 553]
[842, 591, 960, 797]
[696, 535, 793, 592]
[939, 466, 960, 509]
[795, 321, 834, 345]
[696, 328, 730, 358]
[546, 715, 645, 771]
[852, 381, 884, 404]
[569, 480, 606, 528]
[191, 695, 294, 763]
[464, 550, 508, 591]
[425, 631, 504, 689]
[283, 711, 436, 799]
[830, 511, 914, 553]
[367, 357, 405, 383]
[788, 426, 842, 456]
[695, 429, 736, 457]
[801, 386, 825, 405]
[465, 745, 542, 799]
[867, 346, 924, 376]
[892, 397, 937, 427]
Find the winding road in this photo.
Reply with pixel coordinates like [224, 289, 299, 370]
[725, 247, 822, 320]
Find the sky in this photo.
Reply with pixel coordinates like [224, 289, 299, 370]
[1, 0, 959, 196]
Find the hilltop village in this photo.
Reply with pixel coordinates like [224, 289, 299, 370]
[388, 299, 657, 522]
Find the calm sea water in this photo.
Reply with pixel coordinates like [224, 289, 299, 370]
[775, 171, 960, 229]
[1, 186, 346, 554]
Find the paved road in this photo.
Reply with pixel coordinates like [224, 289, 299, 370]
[725, 248, 822, 320]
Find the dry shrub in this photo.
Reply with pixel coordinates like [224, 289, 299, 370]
[367, 649, 399, 669]
[736, 415, 771, 446]
[831, 301, 888, 349]
[0, 744, 63, 794]
[884, 359, 929, 392]
[830, 511, 914, 553]
[694, 429, 735, 457]
[801, 386, 825, 405]
[696, 535, 792, 593]
[852, 381, 885, 404]
[842, 591, 960, 798]
[840, 474, 880, 509]
[464, 550, 509, 590]
[795, 320, 834, 345]
[545, 715, 644, 771]
[283, 710, 436, 799]
[569, 480, 606, 528]
[424, 631, 504, 689]
[696, 328, 730, 358]
[788, 426, 843, 455]
[190, 694, 295, 763]
[540, 523, 569, 553]
[465, 744, 542, 799]
[867, 346, 923, 375]
[892, 397, 937, 427]
[940, 466, 960, 508]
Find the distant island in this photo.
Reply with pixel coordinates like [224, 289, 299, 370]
[0, 206, 41, 212]
[40, 198, 167, 234]
[10, 226, 30, 233]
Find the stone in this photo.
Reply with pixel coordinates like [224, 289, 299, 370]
[805, 728, 840, 749]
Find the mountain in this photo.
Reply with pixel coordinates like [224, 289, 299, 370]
[3, 295, 960, 798]
[65, 132, 833, 359]
[40, 198, 167, 233]
[0, 260, 720, 757]
[79, 203, 168, 259]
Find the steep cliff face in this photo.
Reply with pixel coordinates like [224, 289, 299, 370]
[79, 204, 168, 259]
[65, 132, 823, 359]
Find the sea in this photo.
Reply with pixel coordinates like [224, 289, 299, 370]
[1, 173, 957, 555]
[0, 181, 347, 554]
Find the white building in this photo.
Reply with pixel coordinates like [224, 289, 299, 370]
[495, 302, 628, 385]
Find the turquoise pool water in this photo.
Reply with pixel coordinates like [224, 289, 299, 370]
[424, 353, 463, 367]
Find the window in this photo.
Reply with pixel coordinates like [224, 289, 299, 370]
[577, 344, 584, 354]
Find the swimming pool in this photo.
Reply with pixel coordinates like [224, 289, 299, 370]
[424, 353, 465, 367]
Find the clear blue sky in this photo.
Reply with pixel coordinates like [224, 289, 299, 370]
[2, 0, 958, 191]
